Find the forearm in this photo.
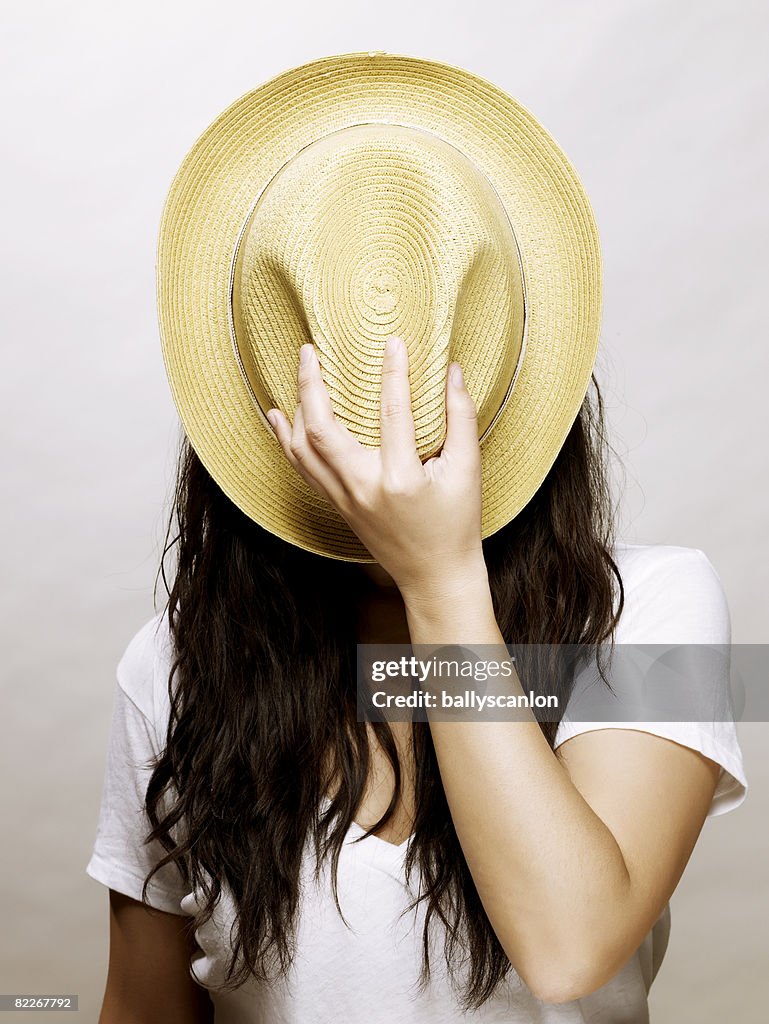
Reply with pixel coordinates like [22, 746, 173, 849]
[402, 564, 635, 997]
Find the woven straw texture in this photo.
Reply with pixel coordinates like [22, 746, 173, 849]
[156, 51, 602, 561]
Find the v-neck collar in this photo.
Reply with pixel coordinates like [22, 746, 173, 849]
[320, 796, 413, 856]
[347, 816, 413, 854]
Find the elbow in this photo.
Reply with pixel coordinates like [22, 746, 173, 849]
[524, 967, 607, 1006]
[524, 970, 600, 1006]
[497, 902, 639, 1003]
[515, 949, 624, 1005]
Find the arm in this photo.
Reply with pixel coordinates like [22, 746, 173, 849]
[98, 890, 214, 1024]
[404, 575, 720, 1002]
[267, 336, 720, 1003]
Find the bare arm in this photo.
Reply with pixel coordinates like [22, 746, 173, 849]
[97, 890, 214, 1024]
[268, 337, 721, 1004]
[404, 578, 721, 1003]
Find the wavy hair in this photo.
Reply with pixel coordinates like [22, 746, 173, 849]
[141, 373, 624, 1009]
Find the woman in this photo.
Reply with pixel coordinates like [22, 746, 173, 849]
[87, 337, 747, 1022]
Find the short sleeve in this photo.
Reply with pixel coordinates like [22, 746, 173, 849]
[554, 546, 748, 817]
[85, 616, 189, 913]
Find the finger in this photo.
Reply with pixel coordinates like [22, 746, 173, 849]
[442, 361, 481, 469]
[379, 335, 421, 479]
[297, 343, 359, 472]
[267, 404, 349, 508]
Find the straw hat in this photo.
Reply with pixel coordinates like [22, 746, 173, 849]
[156, 51, 602, 562]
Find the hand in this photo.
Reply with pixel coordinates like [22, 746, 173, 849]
[266, 335, 487, 603]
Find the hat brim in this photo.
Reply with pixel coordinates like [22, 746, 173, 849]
[156, 51, 602, 561]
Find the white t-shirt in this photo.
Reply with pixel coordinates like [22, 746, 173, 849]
[86, 543, 748, 1023]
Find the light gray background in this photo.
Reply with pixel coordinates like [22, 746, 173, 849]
[1, 1, 767, 1021]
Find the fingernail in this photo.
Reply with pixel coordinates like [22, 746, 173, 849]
[300, 344, 314, 366]
[385, 335, 403, 356]
[450, 362, 464, 388]
[266, 409, 278, 431]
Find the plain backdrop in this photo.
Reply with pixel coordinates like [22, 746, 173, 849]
[1, 1, 767, 1021]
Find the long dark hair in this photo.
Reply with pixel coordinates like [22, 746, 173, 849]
[141, 372, 624, 1009]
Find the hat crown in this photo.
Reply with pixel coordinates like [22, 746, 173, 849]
[230, 123, 526, 456]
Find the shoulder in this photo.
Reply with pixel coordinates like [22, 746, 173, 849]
[611, 543, 730, 644]
[115, 610, 175, 729]
[559, 545, 747, 816]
